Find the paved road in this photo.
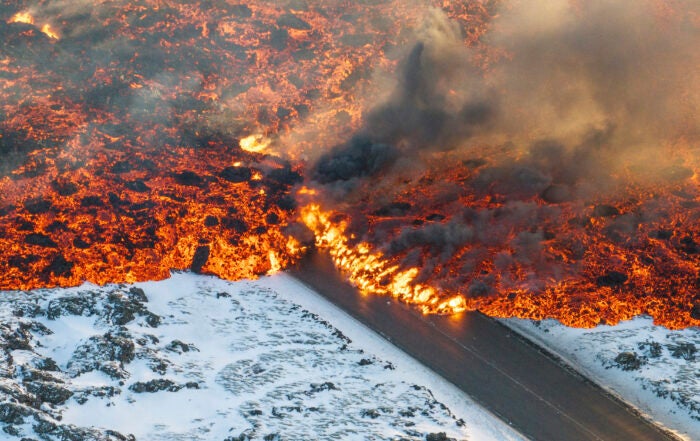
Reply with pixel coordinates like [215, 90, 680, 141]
[291, 252, 681, 441]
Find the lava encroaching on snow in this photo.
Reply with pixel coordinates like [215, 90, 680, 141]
[1, 0, 699, 329]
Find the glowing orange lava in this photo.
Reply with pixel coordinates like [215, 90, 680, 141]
[1, 0, 698, 330]
[302, 204, 467, 314]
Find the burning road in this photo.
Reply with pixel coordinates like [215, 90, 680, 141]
[1, 0, 700, 329]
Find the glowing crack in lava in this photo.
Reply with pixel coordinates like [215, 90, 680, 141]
[1, 0, 699, 329]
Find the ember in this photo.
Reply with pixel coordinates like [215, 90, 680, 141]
[1, 0, 699, 329]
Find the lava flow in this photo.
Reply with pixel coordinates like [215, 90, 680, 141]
[1, 0, 700, 329]
[0, 0, 441, 289]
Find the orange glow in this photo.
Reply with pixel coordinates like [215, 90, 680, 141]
[40, 24, 59, 40]
[1, 0, 697, 331]
[240, 134, 271, 154]
[302, 196, 700, 329]
[9, 12, 34, 25]
[9, 12, 59, 39]
[302, 204, 467, 314]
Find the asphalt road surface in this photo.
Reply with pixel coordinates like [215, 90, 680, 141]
[291, 252, 681, 441]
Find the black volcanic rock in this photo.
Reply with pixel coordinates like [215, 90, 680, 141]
[81, 196, 104, 207]
[219, 166, 252, 183]
[129, 379, 180, 393]
[680, 236, 699, 254]
[25, 233, 57, 248]
[73, 237, 91, 249]
[691, 303, 700, 320]
[46, 254, 74, 278]
[270, 28, 289, 50]
[596, 271, 628, 287]
[46, 221, 68, 232]
[191, 245, 210, 273]
[222, 217, 249, 233]
[125, 179, 150, 193]
[652, 229, 673, 240]
[17, 220, 35, 231]
[593, 204, 620, 217]
[8, 254, 40, 271]
[25, 381, 73, 405]
[228, 4, 252, 17]
[166, 340, 198, 354]
[614, 352, 644, 371]
[68, 331, 135, 379]
[266, 166, 302, 189]
[0, 402, 35, 425]
[106, 293, 142, 326]
[52, 179, 79, 196]
[47, 295, 97, 319]
[426, 213, 446, 222]
[276, 13, 311, 30]
[111, 161, 133, 174]
[275, 195, 297, 211]
[669, 343, 696, 361]
[24, 198, 52, 214]
[128, 287, 148, 303]
[426, 433, 455, 441]
[173, 171, 205, 187]
[204, 215, 219, 227]
[373, 202, 412, 217]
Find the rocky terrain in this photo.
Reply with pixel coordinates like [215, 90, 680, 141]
[0, 273, 522, 441]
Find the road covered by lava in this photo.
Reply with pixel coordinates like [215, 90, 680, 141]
[1, 0, 700, 328]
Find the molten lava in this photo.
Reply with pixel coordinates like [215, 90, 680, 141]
[302, 204, 467, 314]
[240, 134, 272, 154]
[9, 12, 34, 25]
[1, 0, 699, 329]
[8, 11, 57, 39]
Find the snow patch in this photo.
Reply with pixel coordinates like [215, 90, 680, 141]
[503, 316, 699, 441]
[0, 273, 524, 441]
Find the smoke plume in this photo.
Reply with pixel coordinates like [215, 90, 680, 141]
[314, 0, 700, 197]
[309, 0, 700, 305]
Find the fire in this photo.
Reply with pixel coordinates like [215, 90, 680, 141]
[9, 12, 34, 25]
[302, 204, 467, 314]
[267, 250, 282, 275]
[40, 24, 59, 40]
[302, 198, 700, 329]
[1, 0, 698, 330]
[239, 134, 272, 154]
[8, 12, 59, 39]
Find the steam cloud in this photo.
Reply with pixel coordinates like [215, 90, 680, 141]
[311, 0, 700, 294]
[315, 0, 700, 196]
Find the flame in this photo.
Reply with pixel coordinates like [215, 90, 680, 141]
[239, 134, 272, 154]
[297, 187, 317, 196]
[267, 250, 282, 275]
[40, 24, 59, 40]
[302, 204, 467, 314]
[0, 0, 697, 330]
[9, 12, 34, 25]
[301, 195, 700, 330]
[8, 12, 59, 39]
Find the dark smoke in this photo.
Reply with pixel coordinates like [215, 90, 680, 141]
[313, 1, 700, 195]
[364, 41, 494, 150]
[312, 11, 496, 189]
[314, 136, 398, 184]
[310, 0, 700, 297]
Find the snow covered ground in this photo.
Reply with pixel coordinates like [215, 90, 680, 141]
[503, 317, 700, 441]
[0, 272, 524, 441]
